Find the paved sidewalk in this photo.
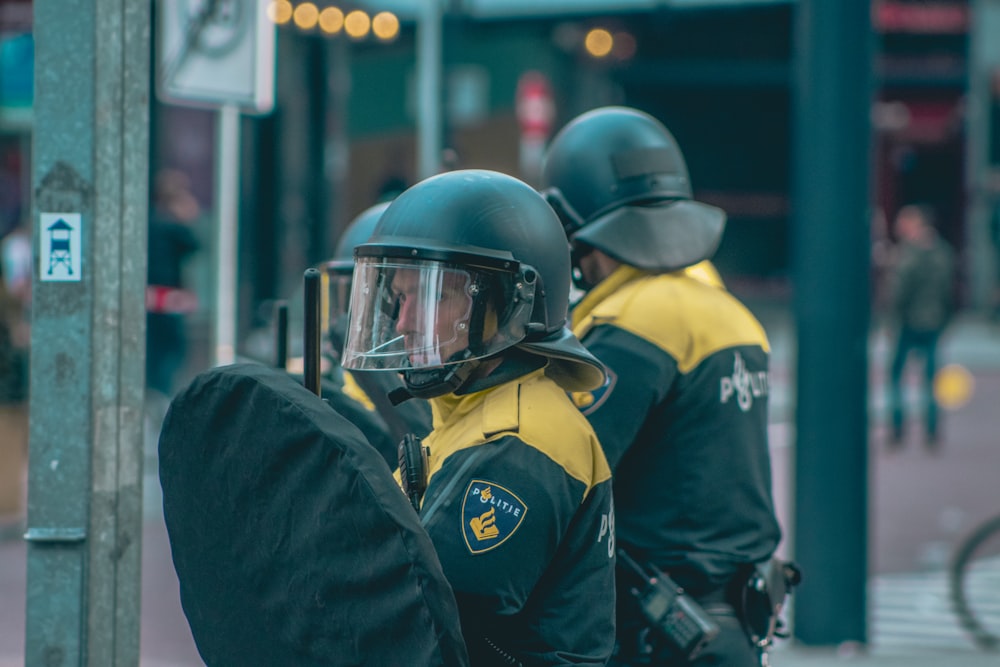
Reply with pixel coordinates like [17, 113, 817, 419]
[771, 644, 998, 666]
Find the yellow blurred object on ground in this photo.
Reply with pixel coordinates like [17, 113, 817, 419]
[934, 363, 975, 409]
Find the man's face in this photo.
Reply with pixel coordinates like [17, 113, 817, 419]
[895, 206, 927, 243]
[391, 267, 474, 366]
[574, 245, 602, 289]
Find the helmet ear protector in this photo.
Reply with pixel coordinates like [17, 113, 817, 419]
[542, 187, 587, 237]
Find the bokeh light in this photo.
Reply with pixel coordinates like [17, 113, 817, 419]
[372, 12, 400, 41]
[344, 10, 371, 39]
[585, 28, 613, 58]
[319, 6, 345, 35]
[267, 0, 293, 25]
[612, 31, 637, 60]
[293, 2, 319, 30]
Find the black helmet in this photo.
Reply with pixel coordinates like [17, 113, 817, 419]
[341, 169, 605, 399]
[327, 201, 392, 275]
[541, 106, 725, 272]
[324, 201, 391, 332]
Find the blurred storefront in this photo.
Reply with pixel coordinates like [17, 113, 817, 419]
[261, 0, 984, 309]
[4, 0, 996, 361]
[0, 0, 32, 521]
[0, 1, 32, 238]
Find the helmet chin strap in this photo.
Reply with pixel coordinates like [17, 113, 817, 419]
[390, 353, 482, 404]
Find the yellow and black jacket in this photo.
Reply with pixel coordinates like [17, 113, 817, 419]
[571, 264, 781, 596]
[418, 364, 616, 666]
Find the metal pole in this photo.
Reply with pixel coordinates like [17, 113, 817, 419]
[302, 268, 322, 396]
[417, 0, 443, 180]
[274, 300, 289, 370]
[966, 0, 1000, 310]
[791, 0, 873, 646]
[214, 103, 241, 366]
[27, 0, 149, 664]
[326, 35, 351, 247]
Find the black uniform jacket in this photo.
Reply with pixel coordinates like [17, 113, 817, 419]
[571, 265, 782, 595]
[418, 366, 617, 666]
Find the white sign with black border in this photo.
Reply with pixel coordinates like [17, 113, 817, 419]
[157, 0, 276, 113]
[39, 212, 82, 282]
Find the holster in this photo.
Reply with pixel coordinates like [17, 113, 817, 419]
[397, 433, 429, 512]
[738, 557, 802, 649]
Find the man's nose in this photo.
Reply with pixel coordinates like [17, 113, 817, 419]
[395, 297, 413, 334]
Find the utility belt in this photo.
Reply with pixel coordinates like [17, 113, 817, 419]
[617, 550, 801, 663]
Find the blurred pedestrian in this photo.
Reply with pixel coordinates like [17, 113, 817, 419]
[542, 106, 788, 666]
[887, 203, 956, 448]
[0, 216, 31, 341]
[146, 168, 201, 399]
[0, 247, 27, 404]
[0, 258, 28, 517]
[342, 169, 616, 665]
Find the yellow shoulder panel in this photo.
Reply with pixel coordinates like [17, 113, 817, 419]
[492, 373, 612, 492]
[683, 260, 725, 289]
[424, 372, 612, 494]
[578, 273, 770, 374]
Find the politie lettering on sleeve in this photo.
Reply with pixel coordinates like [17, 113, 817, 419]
[596, 496, 615, 559]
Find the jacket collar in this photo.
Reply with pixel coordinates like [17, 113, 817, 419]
[571, 264, 648, 328]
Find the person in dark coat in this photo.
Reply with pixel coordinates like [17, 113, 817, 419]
[146, 168, 201, 398]
[887, 203, 956, 448]
[542, 106, 785, 666]
[342, 170, 617, 666]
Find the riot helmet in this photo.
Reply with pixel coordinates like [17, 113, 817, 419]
[341, 169, 605, 399]
[541, 106, 726, 274]
[324, 201, 391, 333]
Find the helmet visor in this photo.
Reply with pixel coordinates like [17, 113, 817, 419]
[342, 257, 526, 372]
[324, 268, 353, 329]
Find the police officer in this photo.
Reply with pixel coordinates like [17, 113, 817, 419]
[542, 106, 783, 666]
[325, 202, 433, 443]
[342, 169, 617, 666]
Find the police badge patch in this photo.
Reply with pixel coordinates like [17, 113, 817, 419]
[461, 480, 528, 554]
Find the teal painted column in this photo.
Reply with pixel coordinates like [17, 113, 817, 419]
[791, 0, 873, 646]
[26, 0, 149, 664]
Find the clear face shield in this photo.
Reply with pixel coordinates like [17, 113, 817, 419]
[323, 265, 354, 357]
[324, 264, 353, 323]
[341, 256, 535, 372]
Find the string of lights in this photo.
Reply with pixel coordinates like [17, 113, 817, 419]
[266, 1, 401, 40]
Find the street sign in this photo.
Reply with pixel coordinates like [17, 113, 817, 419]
[156, 0, 276, 113]
[515, 71, 555, 141]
